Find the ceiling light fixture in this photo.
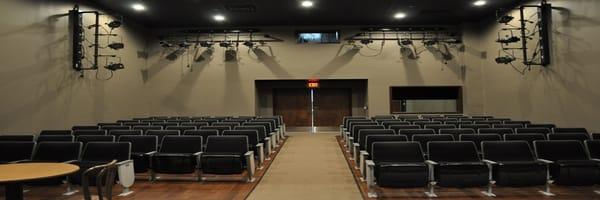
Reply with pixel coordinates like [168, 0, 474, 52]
[131, 3, 146, 11]
[473, 0, 487, 6]
[301, 1, 314, 8]
[213, 14, 226, 22]
[394, 12, 407, 19]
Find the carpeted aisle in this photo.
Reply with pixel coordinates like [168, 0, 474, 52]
[246, 132, 362, 200]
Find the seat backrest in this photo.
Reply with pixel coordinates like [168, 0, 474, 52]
[504, 121, 532, 125]
[146, 130, 179, 144]
[109, 130, 142, 138]
[371, 142, 425, 163]
[445, 121, 473, 127]
[212, 122, 240, 129]
[428, 141, 481, 162]
[131, 126, 163, 134]
[0, 141, 35, 162]
[439, 128, 476, 140]
[412, 134, 454, 153]
[344, 119, 370, 129]
[82, 142, 131, 162]
[504, 133, 546, 149]
[251, 119, 277, 132]
[39, 130, 72, 136]
[0, 135, 35, 142]
[348, 121, 377, 133]
[365, 135, 408, 155]
[372, 115, 395, 120]
[98, 123, 121, 128]
[72, 126, 100, 131]
[413, 121, 442, 128]
[118, 135, 157, 153]
[159, 136, 203, 154]
[352, 125, 384, 139]
[585, 140, 600, 159]
[73, 130, 106, 136]
[389, 125, 421, 134]
[101, 125, 130, 131]
[205, 136, 249, 155]
[37, 135, 74, 142]
[526, 124, 556, 129]
[180, 122, 209, 129]
[459, 124, 491, 131]
[166, 119, 192, 124]
[424, 124, 456, 134]
[183, 130, 219, 145]
[516, 128, 551, 134]
[493, 124, 524, 129]
[398, 129, 435, 141]
[474, 120, 503, 125]
[534, 140, 588, 161]
[593, 133, 600, 140]
[548, 133, 590, 142]
[76, 135, 115, 146]
[553, 128, 588, 134]
[199, 126, 231, 134]
[478, 128, 514, 135]
[165, 126, 197, 134]
[222, 130, 259, 146]
[459, 134, 502, 151]
[357, 129, 395, 149]
[223, 119, 247, 124]
[122, 122, 150, 127]
[235, 126, 268, 140]
[381, 121, 410, 128]
[194, 119, 219, 125]
[151, 122, 178, 128]
[482, 141, 535, 162]
[117, 120, 139, 124]
[242, 122, 272, 133]
[33, 142, 82, 162]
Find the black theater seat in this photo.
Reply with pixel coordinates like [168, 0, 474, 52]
[493, 124, 524, 130]
[118, 135, 158, 173]
[132, 125, 163, 134]
[25, 142, 82, 185]
[439, 128, 475, 140]
[72, 125, 100, 131]
[504, 133, 546, 149]
[478, 128, 514, 136]
[180, 122, 209, 129]
[481, 141, 546, 188]
[398, 129, 435, 141]
[0, 135, 35, 141]
[223, 130, 265, 166]
[427, 141, 489, 188]
[0, 141, 35, 163]
[39, 130, 72, 135]
[553, 128, 588, 134]
[76, 135, 115, 146]
[109, 130, 142, 139]
[424, 124, 456, 134]
[73, 130, 106, 137]
[548, 133, 590, 142]
[459, 134, 502, 153]
[459, 124, 491, 132]
[146, 130, 179, 146]
[184, 130, 219, 146]
[151, 136, 203, 181]
[165, 126, 196, 134]
[516, 128, 550, 135]
[412, 134, 454, 155]
[200, 136, 256, 182]
[200, 126, 231, 134]
[37, 135, 74, 142]
[534, 140, 600, 186]
[70, 142, 131, 185]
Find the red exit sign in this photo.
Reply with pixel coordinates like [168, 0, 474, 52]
[307, 79, 320, 89]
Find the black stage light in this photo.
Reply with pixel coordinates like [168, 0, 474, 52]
[496, 36, 520, 44]
[108, 43, 125, 50]
[219, 42, 231, 47]
[160, 41, 173, 48]
[243, 41, 254, 47]
[199, 41, 213, 48]
[495, 56, 516, 64]
[399, 39, 413, 46]
[423, 40, 438, 46]
[498, 15, 514, 24]
[360, 39, 373, 45]
[107, 20, 122, 29]
[178, 42, 191, 48]
[105, 63, 124, 71]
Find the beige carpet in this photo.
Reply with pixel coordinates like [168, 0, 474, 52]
[247, 132, 362, 200]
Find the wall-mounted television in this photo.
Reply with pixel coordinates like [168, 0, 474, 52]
[296, 30, 340, 44]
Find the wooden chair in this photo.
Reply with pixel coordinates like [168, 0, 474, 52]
[82, 160, 117, 200]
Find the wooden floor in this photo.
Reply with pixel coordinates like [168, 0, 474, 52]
[0, 138, 287, 200]
[335, 135, 600, 200]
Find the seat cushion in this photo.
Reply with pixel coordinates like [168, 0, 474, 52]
[436, 162, 488, 187]
[551, 160, 600, 186]
[151, 153, 197, 174]
[201, 153, 244, 174]
[375, 162, 428, 188]
[131, 153, 150, 173]
[495, 161, 546, 186]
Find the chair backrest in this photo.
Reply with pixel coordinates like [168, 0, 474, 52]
[459, 134, 502, 151]
[428, 141, 481, 162]
[118, 135, 157, 154]
[98, 123, 121, 128]
[165, 126, 197, 134]
[593, 133, 600, 140]
[352, 125, 384, 139]
[122, 122, 150, 127]
[413, 121, 442, 128]
[548, 133, 590, 142]
[504, 121, 532, 126]
[235, 126, 268, 141]
[199, 126, 231, 134]
[445, 121, 473, 127]
[166, 119, 192, 124]
[526, 124, 556, 129]
[251, 119, 277, 132]
[0, 141, 35, 162]
[412, 134, 454, 153]
[585, 140, 600, 159]
[482, 141, 536, 162]
[152, 122, 178, 128]
[503, 133, 545, 148]
[159, 136, 203, 154]
[242, 122, 272, 134]
[372, 115, 395, 120]
[389, 125, 421, 134]
[183, 130, 219, 145]
[365, 135, 408, 155]
[205, 136, 249, 155]
[83, 160, 117, 200]
[493, 124, 524, 129]
[82, 142, 131, 162]
[424, 124, 456, 134]
[553, 128, 588, 134]
[37, 135, 74, 142]
[381, 121, 411, 128]
[398, 129, 435, 141]
[371, 142, 425, 163]
[117, 120, 139, 124]
[33, 142, 82, 162]
[439, 128, 476, 140]
[348, 121, 378, 133]
[72, 126, 100, 131]
[146, 130, 179, 145]
[212, 122, 240, 129]
[516, 128, 551, 134]
[534, 140, 589, 161]
[222, 130, 259, 147]
[459, 124, 491, 131]
[0, 135, 35, 141]
[39, 130, 72, 136]
[357, 129, 395, 150]
[109, 130, 142, 138]
[194, 119, 219, 125]
[180, 122, 209, 129]
[132, 126, 163, 134]
[73, 130, 106, 136]
[478, 128, 514, 135]
[76, 135, 115, 146]
[101, 125, 130, 132]
[344, 119, 370, 129]
[474, 120, 503, 125]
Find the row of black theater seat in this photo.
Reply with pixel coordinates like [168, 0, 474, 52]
[340, 115, 599, 197]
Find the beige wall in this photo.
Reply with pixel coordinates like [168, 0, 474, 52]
[473, 0, 600, 132]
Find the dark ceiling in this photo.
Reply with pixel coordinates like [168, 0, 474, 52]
[86, 0, 524, 28]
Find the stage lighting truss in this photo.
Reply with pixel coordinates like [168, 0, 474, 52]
[69, 4, 125, 80]
[343, 27, 463, 60]
[494, 0, 554, 74]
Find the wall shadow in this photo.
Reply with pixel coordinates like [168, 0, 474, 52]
[252, 48, 292, 78]
[140, 48, 180, 83]
[399, 49, 425, 85]
[314, 48, 359, 77]
[223, 61, 248, 114]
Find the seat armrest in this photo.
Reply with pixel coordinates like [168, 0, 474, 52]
[256, 143, 263, 147]
[63, 160, 78, 164]
[9, 159, 30, 164]
[145, 151, 157, 156]
[482, 159, 498, 165]
[193, 152, 203, 156]
[591, 158, 600, 162]
[245, 151, 256, 182]
[117, 159, 133, 166]
[537, 159, 554, 164]
[425, 160, 438, 166]
[366, 160, 375, 167]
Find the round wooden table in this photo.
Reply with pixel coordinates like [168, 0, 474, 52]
[0, 163, 79, 200]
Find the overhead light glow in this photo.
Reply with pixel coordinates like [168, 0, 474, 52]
[131, 3, 146, 11]
[301, 1, 314, 8]
[473, 0, 487, 6]
[213, 14, 226, 21]
[394, 12, 407, 19]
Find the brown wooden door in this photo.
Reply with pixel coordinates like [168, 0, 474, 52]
[314, 88, 352, 126]
[273, 88, 311, 126]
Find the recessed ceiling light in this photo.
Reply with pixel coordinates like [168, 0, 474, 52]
[473, 0, 487, 6]
[131, 3, 146, 11]
[213, 14, 226, 22]
[301, 1, 314, 8]
[394, 12, 407, 19]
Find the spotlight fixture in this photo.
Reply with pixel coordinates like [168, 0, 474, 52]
[159, 41, 173, 48]
[473, 0, 487, 6]
[178, 42, 191, 48]
[199, 41, 213, 48]
[498, 15, 514, 24]
[496, 36, 520, 44]
[219, 42, 231, 47]
[105, 63, 125, 71]
[131, 3, 146, 11]
[394, 12, 407, 19]
[360, 39, 373, 45]
[301, 1, 314, 8]
[243, 41, 255, 48]
[108, 42, 125, 50]
[495, 56, 516, 64]
[213, 14, 226, 22]
[107, 20, 122, 29]
[423, 40, 438, 46]
[399, 39, 413, 46]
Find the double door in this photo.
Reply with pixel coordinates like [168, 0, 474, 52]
[273, 88, 351, 127]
